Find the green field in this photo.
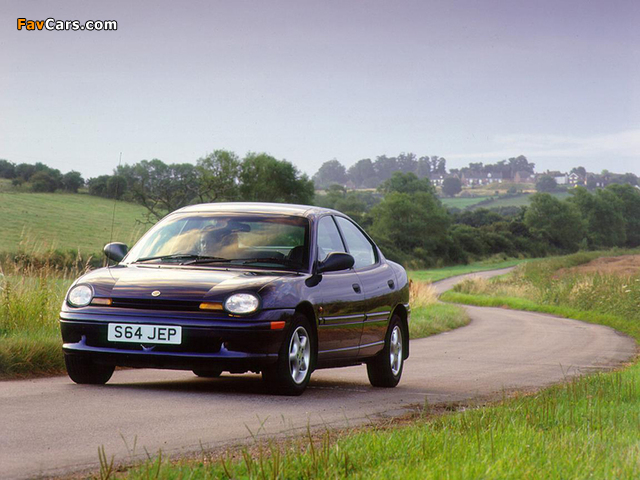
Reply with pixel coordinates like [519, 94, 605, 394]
[441, 191, 572, 211]
[439, 196, 490, 209]
[0, 192, 150, 255]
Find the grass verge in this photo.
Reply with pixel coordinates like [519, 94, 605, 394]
[441, 291, 639, 340]
[0, 272, 72, 378]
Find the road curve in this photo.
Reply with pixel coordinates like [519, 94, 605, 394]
[1, 269, 636, 479]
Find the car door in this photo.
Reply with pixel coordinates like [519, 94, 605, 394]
[315, 215, 366, 360]
[333, 216, 397, 358]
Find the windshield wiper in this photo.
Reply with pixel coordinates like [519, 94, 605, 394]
[180, 256, 234, 265]
[134, 254, 227, 264]
[238, 257, 299, 267]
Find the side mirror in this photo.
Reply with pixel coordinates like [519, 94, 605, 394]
[104, 242, 129, 263]
[317, 252, 355, 273]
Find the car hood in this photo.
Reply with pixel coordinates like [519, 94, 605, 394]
[76, 265, 293, 302]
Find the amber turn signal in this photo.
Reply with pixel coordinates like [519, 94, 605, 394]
[199, 302, 224, 311]
[270, 321, 286, 330]
[90, 298, 112, 306]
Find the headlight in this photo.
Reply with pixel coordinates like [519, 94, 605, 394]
[224, 293, 260, 315]
[67, 285, 93, 307]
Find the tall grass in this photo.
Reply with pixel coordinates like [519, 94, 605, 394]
[409, 280, 469, 338]
[0, 260, 79, 377]
[450, 251, 640, 338]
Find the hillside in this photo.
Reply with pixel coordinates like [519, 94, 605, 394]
[0, 192, 150, 254]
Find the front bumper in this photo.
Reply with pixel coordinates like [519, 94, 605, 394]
[60, 308, 294, 372]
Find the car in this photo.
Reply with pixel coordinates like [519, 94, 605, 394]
[60, 202, 410, 395]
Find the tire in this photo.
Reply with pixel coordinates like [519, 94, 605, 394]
[64, 354, 115, 385]
[193, 369, 223, 378]
[367, 315, 404, 388]
[263, 315, 315, 396]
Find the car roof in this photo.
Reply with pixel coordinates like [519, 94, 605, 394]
[174, 202, 341, 219]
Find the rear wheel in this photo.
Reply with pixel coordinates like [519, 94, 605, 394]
[263, 315, 315, 396]
[193, 369, 223, 378]
[367, 315, 404, 388]
[64, 354, 114, 385]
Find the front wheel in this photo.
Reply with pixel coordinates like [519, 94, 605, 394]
[263, 315, 315, 396]
[367, 315, 404, 388]
[64, 354, 115, 385]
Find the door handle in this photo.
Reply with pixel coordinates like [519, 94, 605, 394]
[388, 279, 395, 289]
[352, 283, 361, 293]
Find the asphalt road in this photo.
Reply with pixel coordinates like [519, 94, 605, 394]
[1, 268, 636, 479]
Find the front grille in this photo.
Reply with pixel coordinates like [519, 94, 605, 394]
[110, 298, 202, 312]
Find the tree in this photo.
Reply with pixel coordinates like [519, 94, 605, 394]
[117, 160, 200, 220]
[606, 184, 640, 247]
[617, 173, 638, 186]
[107, 175, 127, 199]
[347, 159, 377, 188]
[87, 175, 110, 197]
[569, 187, 626, 248]
[570, 166, 586, 177]
[429, 156, 447, 175]
[62, 171, 84, 193]
[312, 159, 347, 189]
[368, 191, 450, 267]
[378, 172, 435, 196]
[15, 163, 36, 181]
[415, 156, 431, 178]
[455, 208, 504, 227]
[442, 177, 462, 197]
[30, 171, 58, 192]
[239, 153, 314, 204]
[195, 150, 241, 202]
[0, 159, 15, 179]
[536, 175, 557, 193]
[507, 155, 534, 178]
[373, 155, 399, 183]
[524, 193, 584, 252]
[396, 153, 418, 174]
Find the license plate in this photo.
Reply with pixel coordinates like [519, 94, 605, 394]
[107, 323, 182, 345]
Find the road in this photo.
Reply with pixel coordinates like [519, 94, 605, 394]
[1, 268, 636, 479]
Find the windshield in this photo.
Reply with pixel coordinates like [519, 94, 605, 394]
[124, 213, 310, 270]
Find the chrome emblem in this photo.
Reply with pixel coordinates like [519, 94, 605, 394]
[151, 290, 161, 297]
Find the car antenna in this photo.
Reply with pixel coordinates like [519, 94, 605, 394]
[107, 153, 123, 275]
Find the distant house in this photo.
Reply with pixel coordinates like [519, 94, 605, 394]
[587, 174, 610, 188]
[429, 173, 457, 187]
[487, 172, 504, 184]
[460, 171, 503, 186]
[568, 172, 585, 186]
[539, 171, 569, 185]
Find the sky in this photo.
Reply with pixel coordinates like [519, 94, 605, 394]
[1, 0, 639, 179]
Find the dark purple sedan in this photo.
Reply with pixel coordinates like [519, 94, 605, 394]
[60, 203, 410, 395]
